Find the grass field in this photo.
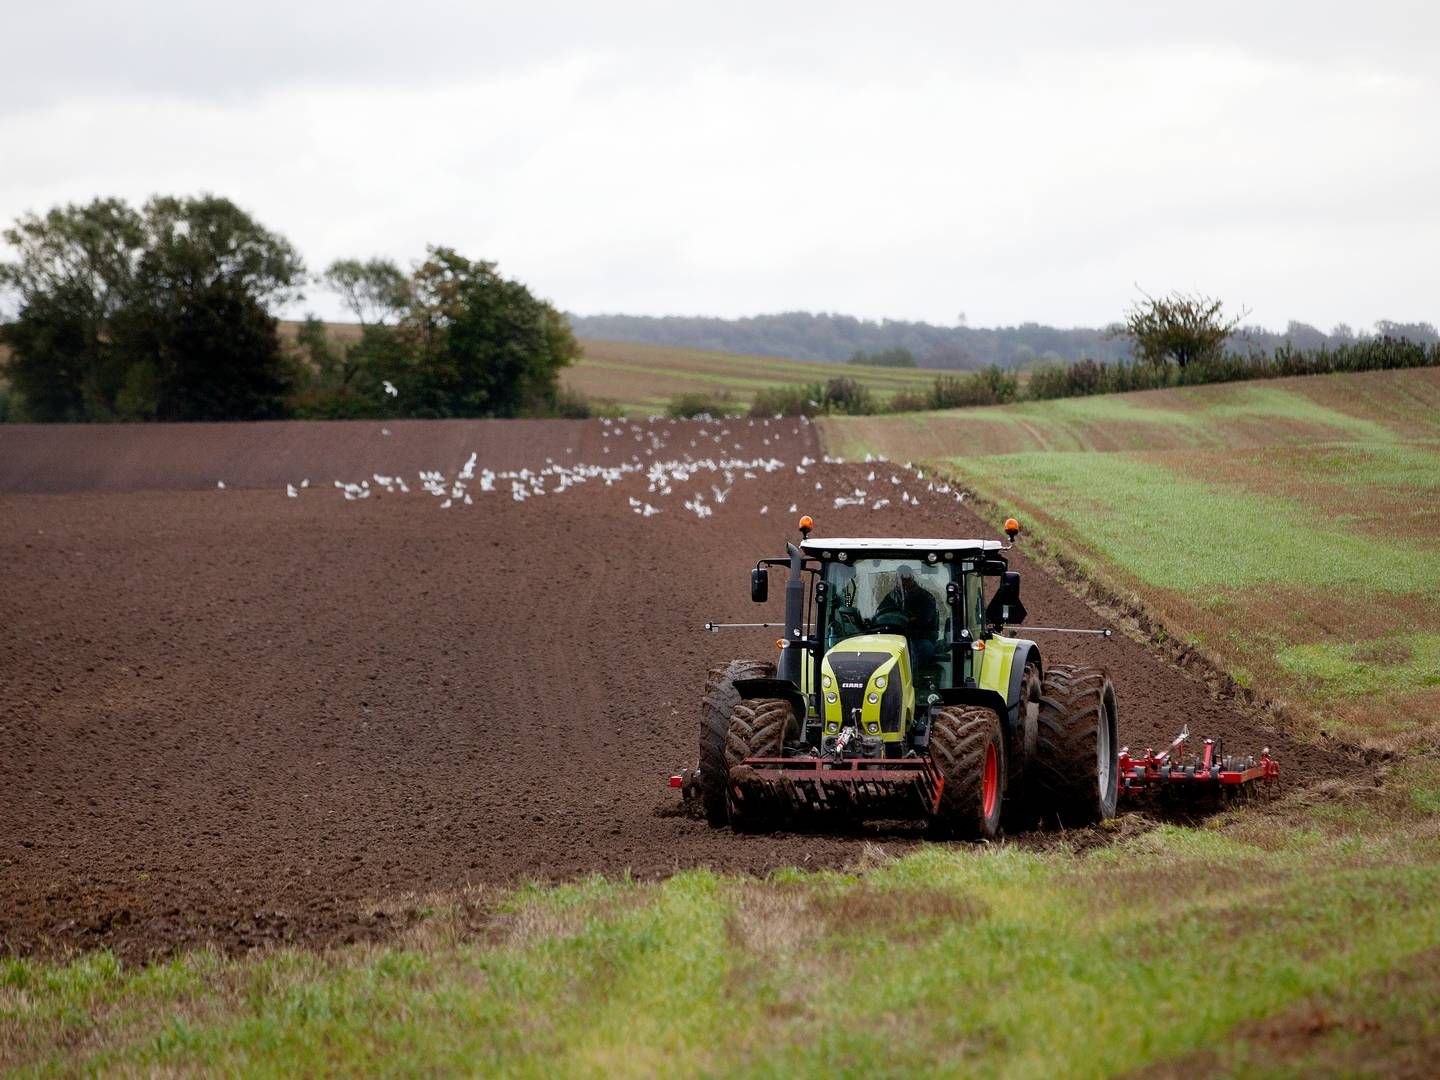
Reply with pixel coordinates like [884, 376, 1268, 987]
[565, 339, 943, 414]
[6, 758, 1439, 1076]
[825, 368, 1440, 750]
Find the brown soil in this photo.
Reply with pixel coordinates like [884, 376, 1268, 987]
[0, 418, 1339, 960]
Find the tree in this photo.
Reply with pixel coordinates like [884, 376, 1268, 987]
[0, 199, 145, 420]
[395, 247, 579, 418]
[1374, 320, 1439, 345]
[1116, 290, 1247, 369]
[323, 258, 408, 328]
[0, 194, 304, 421]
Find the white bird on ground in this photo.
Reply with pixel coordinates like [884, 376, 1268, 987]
[216, 481, 226, 489]
[286, 484, 299, 498]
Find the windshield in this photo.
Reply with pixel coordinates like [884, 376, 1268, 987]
[823, 558, 952, 653]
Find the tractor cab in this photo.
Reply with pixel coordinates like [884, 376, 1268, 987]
[798, 539, 1014, 757]
[806, 539, 1006, 692]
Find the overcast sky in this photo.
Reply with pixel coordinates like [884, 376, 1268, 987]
[3, 1, 1437, 328]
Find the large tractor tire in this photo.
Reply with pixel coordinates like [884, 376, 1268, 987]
[1001, 661, 1045, 833]
[723, 697, 795, 832]
[698, 659, 774, 827]
[929, 704, 1005, 840]
[1030, 664, 1119, 827]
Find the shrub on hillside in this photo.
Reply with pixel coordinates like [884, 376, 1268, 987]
[1025, 363, 1070, 400]
[667, 390, 739, 418]
[887, 387, 931, 412]
[929, 366, 1020, 409]
[821, 376, 876, 415]
[749, 384, 822, 417]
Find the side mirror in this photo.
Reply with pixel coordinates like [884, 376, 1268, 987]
[984, 571, 1027, 627]
[750, 568, 769, 604]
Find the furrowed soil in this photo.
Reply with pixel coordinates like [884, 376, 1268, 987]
[1, 418, 1337, 960]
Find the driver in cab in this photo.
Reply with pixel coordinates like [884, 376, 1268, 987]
[876, 565, 939, 666]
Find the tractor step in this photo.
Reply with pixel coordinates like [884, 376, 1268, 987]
[1118, 726, 1278, 797]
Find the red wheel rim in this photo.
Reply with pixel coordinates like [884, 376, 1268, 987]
[982, 742, 998, 820]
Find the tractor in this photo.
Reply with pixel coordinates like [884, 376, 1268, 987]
[690, 516, 1119, 838]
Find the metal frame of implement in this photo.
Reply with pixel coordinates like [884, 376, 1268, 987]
[1117, 726, 1279, 795]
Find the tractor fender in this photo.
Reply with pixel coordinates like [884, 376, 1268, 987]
[1006, 641, 1042, 721]
[734, 678, 807, 725]
[938, 640, 1041, 733]
[936, 687, 1009, 724]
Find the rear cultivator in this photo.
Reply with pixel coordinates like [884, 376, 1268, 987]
[1117, 726, 1279, 802]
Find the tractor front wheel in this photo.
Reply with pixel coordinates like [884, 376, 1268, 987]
[723, 697, 794, 832]
[698, 659, 774, 827]
[929, 705, 1005, 840]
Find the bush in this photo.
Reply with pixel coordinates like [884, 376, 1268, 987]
[553, 386, 610, 419]
[666, 390, 738, 418]
[749, 384, 822, 417]
[1025, 362, 1070, 401]
[928, 365, 1018, 409]
[974, 364, 1020, 405]
[821, 376, 875, 415]
[887, 387, 932, 412]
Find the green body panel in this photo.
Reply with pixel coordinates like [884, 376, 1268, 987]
[974, 635, 1024, 701]
[819, 633, 914, 742]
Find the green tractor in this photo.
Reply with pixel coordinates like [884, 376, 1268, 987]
[694, 517, 1119, 838]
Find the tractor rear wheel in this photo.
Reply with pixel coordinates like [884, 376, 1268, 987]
[724, 697, 795, 832]
[1030, 665, 1119, 827]
[929, 705, 1005, 840]
[698, 659, 774, 827]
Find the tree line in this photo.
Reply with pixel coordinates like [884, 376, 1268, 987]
[569, 310, 1439, 371]
[0, 196, 580, 423]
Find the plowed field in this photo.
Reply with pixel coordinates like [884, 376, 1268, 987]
[1, 418, 1332, 959]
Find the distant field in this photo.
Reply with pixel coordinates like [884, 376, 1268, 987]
[566, 338, 943, 414]
[823, 368, 1440, 749]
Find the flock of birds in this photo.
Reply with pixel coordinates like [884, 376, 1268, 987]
[236, 415, 969, 521]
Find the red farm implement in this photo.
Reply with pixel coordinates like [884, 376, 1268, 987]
[1118, 726, 1279, 800]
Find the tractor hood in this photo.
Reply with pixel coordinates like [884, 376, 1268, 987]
[821, 633, 911, 743]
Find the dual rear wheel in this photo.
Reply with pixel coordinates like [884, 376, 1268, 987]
[930, 663, 1119, 839]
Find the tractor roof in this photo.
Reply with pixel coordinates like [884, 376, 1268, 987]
[800, 538, 1003, 558]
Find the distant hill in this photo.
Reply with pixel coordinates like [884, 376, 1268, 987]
[566, 312, 1440, 371]
[565, 311, 1128, 369]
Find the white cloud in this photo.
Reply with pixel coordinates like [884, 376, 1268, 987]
[2, 2, 1437, 328]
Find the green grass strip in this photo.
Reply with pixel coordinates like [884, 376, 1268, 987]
[944, 450, 1440, 592]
